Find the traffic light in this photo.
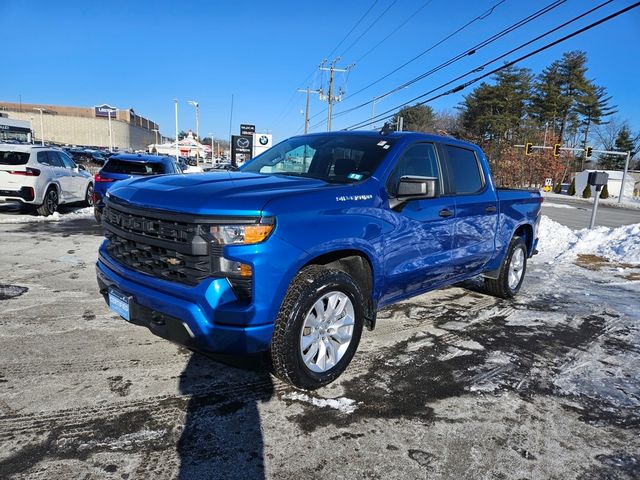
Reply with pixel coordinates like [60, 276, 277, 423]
[553, 143, 561, 157]
[525, 142, 533, 155]
[585, 146, 593, 158]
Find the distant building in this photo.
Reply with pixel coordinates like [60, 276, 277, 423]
[151, 130, 208, 158]
[0, 101, 160, 150]
[574, 169, 635, 198]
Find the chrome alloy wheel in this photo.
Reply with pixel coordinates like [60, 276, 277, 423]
[299, 291, 355, 373]
[46, 189, 58, 214]
[508, 247, 525, 290]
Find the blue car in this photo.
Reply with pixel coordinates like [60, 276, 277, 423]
[93, 154, 181, 223]
[96, 131, 542, 389]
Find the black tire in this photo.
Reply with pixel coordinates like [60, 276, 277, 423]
[36, 187, 59, 217]
[270, 265, 365, 390]
[83, 183, 94, 207]
[484, 236, 527, 299]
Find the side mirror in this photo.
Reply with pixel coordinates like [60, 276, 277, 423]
[396, 175, 438, 199]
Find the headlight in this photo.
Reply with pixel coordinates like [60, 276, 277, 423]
[210, 223, 274, 245]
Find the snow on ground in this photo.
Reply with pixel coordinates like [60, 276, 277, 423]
[0, 206, 94, 224]
[541, 203, 577, 209]
[537, 215, 640, 264]
[283, 392, 357, 414]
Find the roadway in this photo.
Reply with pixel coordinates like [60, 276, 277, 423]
[541, 196, 640, 230]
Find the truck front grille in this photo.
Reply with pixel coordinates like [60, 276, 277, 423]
[102, 201, 253, 300]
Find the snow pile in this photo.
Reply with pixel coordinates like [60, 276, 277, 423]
[0, 207, 94, 224]
[283, 392, 357, 413]
[537, 215, 640, 264]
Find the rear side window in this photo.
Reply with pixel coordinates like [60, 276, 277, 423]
[387, 143, 440, 195]
[445, 145, 484, 194]
[47, 151, 65, 167]
[0, 151, 29, 165]
[37, 151, 52, 165]
[102, 159, 166, 175]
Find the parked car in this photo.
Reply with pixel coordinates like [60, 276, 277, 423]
[93, 154, 181, 223]
[96, 131, 542, 389]
[176, 156, 204, 174]
[0, 144, 94, 216]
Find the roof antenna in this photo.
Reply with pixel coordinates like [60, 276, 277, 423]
[380, 122, 392, 135]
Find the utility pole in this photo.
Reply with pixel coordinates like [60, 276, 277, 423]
[319, 58, 353, 131]
[297, 87, 321, 134]
[173, 99, 179, 162]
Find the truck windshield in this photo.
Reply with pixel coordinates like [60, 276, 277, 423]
[102, 159, 166, 175]
[241, 134, 396, 183]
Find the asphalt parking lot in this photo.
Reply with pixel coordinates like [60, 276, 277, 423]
[1, 208, 639, 480]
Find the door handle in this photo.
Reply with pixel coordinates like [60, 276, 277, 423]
[439, 208, 454, 218]
[485, 205, 497, 213]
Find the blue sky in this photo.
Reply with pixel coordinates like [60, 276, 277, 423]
[1, 0, 639, 142]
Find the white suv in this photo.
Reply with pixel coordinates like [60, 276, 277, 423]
[0, 144, 94, 216]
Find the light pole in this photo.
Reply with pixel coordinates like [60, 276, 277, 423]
[188, 100, 200, 164]
[152, 128, 159, 154]
[208, 132, 215, 162]
[173, 99, 179, 161]
[33, 108, 45, 145]
[107, 110, 113, 152]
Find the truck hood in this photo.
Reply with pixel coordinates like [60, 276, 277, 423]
[106, 171, 332, 216]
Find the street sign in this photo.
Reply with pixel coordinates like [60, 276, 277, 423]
[240, 124, 256, 136]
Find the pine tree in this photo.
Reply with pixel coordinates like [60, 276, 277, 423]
[576, 84, 617, 170]
[567, 178, 576, 196]
[582, 184, 592, 198]
[599, 124, 640, 169]
[392, 104, 435, 133]
[600, 184, 609, 199]
[553, 182, 562, 193]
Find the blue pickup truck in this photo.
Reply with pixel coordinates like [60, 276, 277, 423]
[96, 131, 541, 389]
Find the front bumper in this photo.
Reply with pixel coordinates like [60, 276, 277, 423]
[96, 251, 275, 354]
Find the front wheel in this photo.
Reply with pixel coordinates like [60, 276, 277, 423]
[270, 265, 365, 390]
[484, 236, 527, 299]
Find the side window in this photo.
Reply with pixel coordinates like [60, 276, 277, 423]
[58, 151, 77, 169]
[47, 151, 64, 167]
[37, 151, 51, 165]
[387, 143, 440, 195]
[445, 145, 484, 194]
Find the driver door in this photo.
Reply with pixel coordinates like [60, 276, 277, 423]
[58, 151, 85, 200]
[380, 142, 456, 305]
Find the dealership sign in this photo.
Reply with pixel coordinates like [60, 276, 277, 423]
[240, 124, 256, 136]
[231, 135, 253, 165]
[95, 104, 117, 118]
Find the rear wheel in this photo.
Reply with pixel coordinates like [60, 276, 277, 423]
[484, 236, 527, 299]
[83, 183, 94, 207]
[270, 265, 365, 390]
[36, 187, 59, 217]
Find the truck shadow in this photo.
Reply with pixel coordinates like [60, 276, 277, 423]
[177, 351, 274, 480]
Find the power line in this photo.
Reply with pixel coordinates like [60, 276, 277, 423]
[345, 1, 640, 130]
[272, 1, 380, 127]
[310, 0, 566, 130]
[307, 0, 508, 127]
[327, 0, 381, 60]
[354, 0, 435, 65]
[340, 0, 398, 58]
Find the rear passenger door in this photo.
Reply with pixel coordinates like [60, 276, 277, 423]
[48, 151, 75, 202]
[380, 143, 456, 304]
[443, 144, 498, 277]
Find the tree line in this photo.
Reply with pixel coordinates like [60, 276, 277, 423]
[392, 51, 640, 187]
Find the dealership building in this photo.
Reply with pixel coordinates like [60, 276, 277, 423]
[0, 101, 160, 150]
